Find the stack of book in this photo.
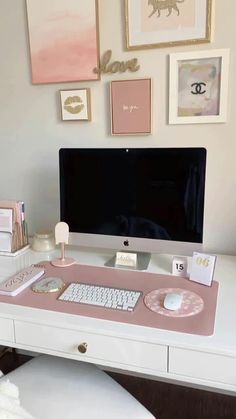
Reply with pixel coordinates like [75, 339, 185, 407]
[0, 200, 29, 255]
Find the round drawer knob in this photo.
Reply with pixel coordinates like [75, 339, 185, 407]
[78, 342, 88, 354]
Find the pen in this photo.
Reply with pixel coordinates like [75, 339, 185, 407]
[20, 201, 28, 245]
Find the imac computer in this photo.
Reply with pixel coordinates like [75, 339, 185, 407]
[59, 148, 206, 269]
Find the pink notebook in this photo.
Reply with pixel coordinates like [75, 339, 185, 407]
[0, 266, 44, 297]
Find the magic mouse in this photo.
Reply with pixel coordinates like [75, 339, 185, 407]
[163, 293, 183, 311]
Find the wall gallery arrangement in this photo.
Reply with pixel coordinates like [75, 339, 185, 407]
[25, 0, 230, 129]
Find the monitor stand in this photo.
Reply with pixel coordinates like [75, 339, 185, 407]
[104, 251, 151, 271]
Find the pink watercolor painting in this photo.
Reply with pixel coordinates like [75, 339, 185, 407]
[26, 0, 100, 84]
[111, 79, 152, 135]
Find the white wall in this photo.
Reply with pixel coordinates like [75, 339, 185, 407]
[0, 0, 235, 255]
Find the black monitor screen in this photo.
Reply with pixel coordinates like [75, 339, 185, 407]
[59, 148, 206, 244]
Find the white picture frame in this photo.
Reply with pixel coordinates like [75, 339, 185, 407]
[169, 49, 230, 124]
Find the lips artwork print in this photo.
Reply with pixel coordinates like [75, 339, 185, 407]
[26, 0, 100, 84]
[60, 89, 91, 121]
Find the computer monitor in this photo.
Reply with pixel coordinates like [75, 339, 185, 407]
[59, 148, 206, 268]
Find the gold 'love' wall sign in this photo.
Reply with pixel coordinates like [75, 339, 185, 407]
[94, 50, 140, 75]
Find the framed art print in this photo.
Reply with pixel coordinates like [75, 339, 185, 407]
[169, 49, 230, 124]
[125, 0, 212, 50]
[110, 79, 152, 135]
[26, 0, 100, 84]
[60, 89, 91, 121]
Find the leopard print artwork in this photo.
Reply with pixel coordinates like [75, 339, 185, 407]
[148, 0, 185, 18]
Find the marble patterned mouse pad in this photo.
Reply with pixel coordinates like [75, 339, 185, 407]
[144, 288, 204, 318]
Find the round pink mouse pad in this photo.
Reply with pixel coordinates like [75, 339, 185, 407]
[144, 288, 204, 318]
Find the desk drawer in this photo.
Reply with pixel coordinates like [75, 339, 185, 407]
[15, 321, 167, 373]
[0, 318, 14, 342]
[169, 347, 236, 386]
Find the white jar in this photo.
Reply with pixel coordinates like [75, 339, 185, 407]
[31, 231, 55, 252]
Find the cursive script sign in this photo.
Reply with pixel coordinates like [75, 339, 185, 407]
[115, 251, 137, 268]
[94, 50, 140, 75]
[123, 104, 139, 113]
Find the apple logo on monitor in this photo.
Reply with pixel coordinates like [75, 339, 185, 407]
[123, 240, 129, 247]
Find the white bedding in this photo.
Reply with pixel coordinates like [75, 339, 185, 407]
[0, 378, 35, 419]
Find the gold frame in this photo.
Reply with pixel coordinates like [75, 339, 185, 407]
[60, 88, 92, 122]
[110, 78, 152, 136]
[125, 0, 212, 50]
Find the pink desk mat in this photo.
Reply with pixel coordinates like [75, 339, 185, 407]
[0, 262, 219, 336]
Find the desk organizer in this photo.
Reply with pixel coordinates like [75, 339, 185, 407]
[0, 201, 28, 254]
[0, 262, 219, 336]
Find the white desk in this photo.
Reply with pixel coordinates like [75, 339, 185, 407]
[0, 247, 236, 395]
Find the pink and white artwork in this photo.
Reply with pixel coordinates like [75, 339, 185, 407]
[110, 79, 152, 135]
[26, 0, 100, 84]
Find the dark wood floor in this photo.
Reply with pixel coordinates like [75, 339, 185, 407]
[108, 371, 236, 419]
[0, 350, 235, 419]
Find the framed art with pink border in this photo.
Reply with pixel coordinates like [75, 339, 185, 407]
[26, 0, 100, 84]
[110, 79, 152, 135]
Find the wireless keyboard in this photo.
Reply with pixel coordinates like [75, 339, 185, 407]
[58, 282, 142, 312]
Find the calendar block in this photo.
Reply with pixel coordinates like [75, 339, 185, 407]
[189, 252, 216, 286]
[172, 256, 188, 277]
